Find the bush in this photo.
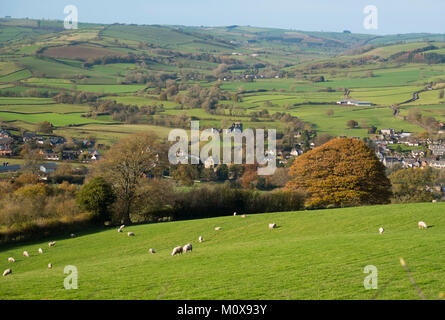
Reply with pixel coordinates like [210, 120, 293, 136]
[77, 177, 115, 222]
[169, 185, 304, 221]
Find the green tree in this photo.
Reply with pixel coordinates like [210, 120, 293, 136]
[346, 120, 359, 129]
[94, 132, 166, 224]
[77, 177, 115, 221]
[36, 121, 53, 134]
[216, 164, 229, 181]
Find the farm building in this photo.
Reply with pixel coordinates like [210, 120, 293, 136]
[336, 99, 372, 106]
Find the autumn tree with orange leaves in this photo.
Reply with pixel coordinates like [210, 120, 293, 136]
[285, 138, 391, 208]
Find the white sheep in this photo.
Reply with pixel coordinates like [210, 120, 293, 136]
[199, 236, 203, 243]
[48, 241, 56, 247]
[48, 263, 52, 269]
[38, 248, 43, 254]
[117, 228, 123, 233]
[233, 212, 237, 216]
[8, 257, 15, 263]
[379, 227, 384, 235]
[3, 269, 12, 277]
[23, 251, 29, 257]
[418, 221, 428, 229]
[171, 246, 183, 256]
[120, 225, 125, 229]
[183, 243, 192, 253]
[269, 223, 277, 229]
[127, 232, 135, 237]
[148, 248, 156, 254]
[215, 227, 222, 231]
[70, 233, 76, 238]
[241, 214, 246, 218]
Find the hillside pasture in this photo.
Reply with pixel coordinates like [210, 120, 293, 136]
[0, 203, 443, 299]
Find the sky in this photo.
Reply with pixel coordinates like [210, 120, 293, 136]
[1, 0, 445, 34]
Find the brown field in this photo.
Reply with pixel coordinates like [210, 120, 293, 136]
[41, 44, 125, 61]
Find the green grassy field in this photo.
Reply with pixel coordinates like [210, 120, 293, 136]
[1, 202, 443, 300]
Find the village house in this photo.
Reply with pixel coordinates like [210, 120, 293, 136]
[204, 156, 216, 169]
[429, 160, 445, 169]
[383, 156, 402, 168]
[429, 144, 445, 156]
[380, 128, 395, 136]
[39, 163, 58, 174]
[411, 149, 425, 158]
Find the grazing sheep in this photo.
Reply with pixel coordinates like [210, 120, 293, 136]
[118, 228, 123, 233]
[3, 269, 12, 277]
[418, 221, 428, 229]
[127, 232, 135, 237]
[38, 248, 43, 254]
[23, 251, 29, 257]
[183, 243, 192, 253]
[199, 236, 203, 243]
[120, 225, 125, 229]
[241, 214, 246, 218]
[269, 223, 277, 229]
[233, 212, 237, 216]
[8, 257, 15, 263]
[148, 248, 156, 254]
[379, 227, 384, 235]
[48, 263, 52, 269]
[215, 227, 222, 231]
[48, 241, 56, 247]
[171, 246, 183, 256]
[70, 233, 76, 238]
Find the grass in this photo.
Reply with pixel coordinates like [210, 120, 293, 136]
[0, 202, 444, 300]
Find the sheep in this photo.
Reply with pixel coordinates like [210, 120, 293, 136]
[418, 221, 428, 229]
[70, 233, 76, 238]
[23, 251, 29, 257]
[8, 257, 15, 263]
[38, 248, 43, 254]
[269, 223, 277, 229]
[183, 243, 192, 253]
[148, 248, 156, 254]
[48, 263, 52, 269]
[199, 236, 203, 243]
[127, 232, 135, 237]
[171, 246, 183, 256]
[215, 227, 222, 231]
[233, 212, 237, 216]
[117, 228, 123, 233]
[241, 214, 246, 218]
[48, 241, 56, 247]
[120, 225, 125, 230]
[379, 227, 384, 235]
[3, 269, 12, 277]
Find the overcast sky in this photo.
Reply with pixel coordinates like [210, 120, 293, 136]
[1, 0, 445, 34]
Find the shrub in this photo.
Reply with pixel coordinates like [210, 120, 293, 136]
[77, 177, 115, 222]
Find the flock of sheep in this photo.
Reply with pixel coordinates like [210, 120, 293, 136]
[2, 215, 431, 278]
[378, 221, 428, 235]
[2, 239, 61, 277]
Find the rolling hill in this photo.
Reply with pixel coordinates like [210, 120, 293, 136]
[1, 202, 443, 300]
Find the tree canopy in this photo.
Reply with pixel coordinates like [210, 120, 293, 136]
[285, 138, 392, 208]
